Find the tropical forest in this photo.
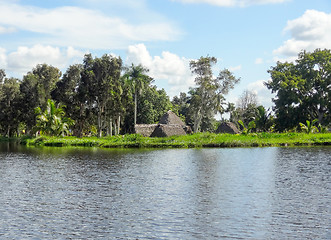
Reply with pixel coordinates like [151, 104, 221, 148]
[0, 49, 330, 147]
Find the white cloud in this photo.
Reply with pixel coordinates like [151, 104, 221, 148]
[0, 2, 181, 49]
[126, 43, 195, 97]
[67, 46, 85, 59]
[3, 45, 84, 76]
[274, 10, 331, 61]
[0, 48, 7, 69]
[172, 0, 289, 7]
[127, 44, 153, 67]
[247, 80, 274, 108]
[0, 25, 15, 34]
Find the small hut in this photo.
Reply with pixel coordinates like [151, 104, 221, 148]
[134, 124, 158, 137]
[134, 111, 191, 137]
[216, 122, 240, 134]
[150, 124, 187, 137]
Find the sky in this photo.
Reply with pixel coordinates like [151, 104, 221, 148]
[0, 0, 331, 108]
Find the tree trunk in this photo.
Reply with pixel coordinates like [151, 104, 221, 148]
[77, 103, 84, 137]
[108, 118, 113, 137]
[114, 118, 117, 136]
[98, 111, 102, 137]
[110, 118, 113, 136]
[97, 102, 103, 138]
[134, 89, 137, 126]
[317, 105, 324, 124]
[117, 115, 121, 135]
[193, 107, 202, 133]
[6, 125, 10, 137]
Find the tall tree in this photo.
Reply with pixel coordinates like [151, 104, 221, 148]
[189, 56, 240, 132]
[237, 90, 258, 110]
[31, 64, 62, 109]
[51, 64, 90, 137]
[0, 76, 21, 137]
[123, 64, 153, 126]
[19, 64, 61, 134]
[103, 57, 125, 136]
[231, 90, 259, 126]
[80, 54, 123, 137]
[266, 48, 331, 130]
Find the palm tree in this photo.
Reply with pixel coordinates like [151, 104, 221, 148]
[299, 119, 319, 134]
[123, 64, 153, 126]
[256, 106, 273, 132]
[35, 99, 74, 136]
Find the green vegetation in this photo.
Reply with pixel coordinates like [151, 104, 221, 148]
[188, 56, 240, 132]
[23, 133, 331, 148]
[266, 48, 331, 131]
[123, 64, 154, 126]
[0, 49, 330, 138]
[34, 99, 74, 136]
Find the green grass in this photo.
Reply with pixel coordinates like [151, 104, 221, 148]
[22, 132, 331, 148]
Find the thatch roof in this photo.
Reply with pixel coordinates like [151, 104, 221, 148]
[135, 124, 158, 137]
[150, 124, 186, 137]
[134, 111, 190, 137]
[159, 110, 186, 126]
[216, 122, 240, 134]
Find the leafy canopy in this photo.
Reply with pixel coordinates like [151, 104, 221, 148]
[266, 48, 331, 131]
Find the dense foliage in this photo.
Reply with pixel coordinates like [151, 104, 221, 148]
[0, 49, 329, 138]
[266, 48, 330, 131]
[188, 56, 240, 132]
[0, 54, 172, 137]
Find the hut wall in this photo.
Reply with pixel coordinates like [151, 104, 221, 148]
[134, 124, 158, 137]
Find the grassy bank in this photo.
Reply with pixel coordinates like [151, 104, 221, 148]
[22, 132, 331, 148]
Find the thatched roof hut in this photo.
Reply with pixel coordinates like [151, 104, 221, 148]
[150, 124, 187, 137]
[159, 110, 186, 126]
[216, 122, 240, 134]
[134, 111, 190, 137]
[134, 124, 158, 137]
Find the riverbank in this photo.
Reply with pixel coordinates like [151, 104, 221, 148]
[18, 132, 331, 148]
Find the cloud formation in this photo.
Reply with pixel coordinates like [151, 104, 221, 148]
[0, 48, 6, 68]
[0, 2, 181, 49]
[0, 45, 84, 76]
[126, 44, 195, 97]
[172, 0, 289, 7]
[0, 25, 15, 34]
[274, 10, 331, 61]
[247, 80, 274, 108]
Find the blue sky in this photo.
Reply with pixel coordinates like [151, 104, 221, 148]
[0, 0, 331, 108]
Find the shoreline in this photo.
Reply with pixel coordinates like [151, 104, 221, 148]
[10, 132, 331, 148]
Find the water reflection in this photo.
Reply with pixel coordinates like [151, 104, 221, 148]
[0, 145, 329, 239]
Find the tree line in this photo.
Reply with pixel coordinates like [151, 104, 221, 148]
[0, 49, 329, 137]
[0, 54, 171, 137]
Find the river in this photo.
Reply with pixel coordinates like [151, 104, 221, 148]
[0, 143, 330, 239]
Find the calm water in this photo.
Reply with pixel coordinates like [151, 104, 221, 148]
[0, 143, 330, 239]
